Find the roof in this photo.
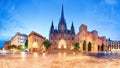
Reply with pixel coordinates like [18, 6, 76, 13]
[28, 31, 45, 39]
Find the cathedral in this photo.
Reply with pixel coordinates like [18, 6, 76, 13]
[49, 5, 108, 52]
[49, 5, 75, 49]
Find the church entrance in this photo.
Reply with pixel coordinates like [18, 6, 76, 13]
[58, 39, 67, 49]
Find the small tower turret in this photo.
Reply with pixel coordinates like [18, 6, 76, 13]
[71, 22, 75, 34]
[50, 21, 54, 34]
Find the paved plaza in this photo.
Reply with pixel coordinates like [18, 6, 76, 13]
[0, 52, 120, 68]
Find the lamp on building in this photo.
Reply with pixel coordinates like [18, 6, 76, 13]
[22, 45, 25, 49]
[33, 42, 38, 48]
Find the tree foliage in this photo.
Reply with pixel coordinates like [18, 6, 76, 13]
[8, 45, 17, 50]
[17, 45, 24, 50]
[42, 40, 51, 49]
[25, 40, 28, 49]
[74, 42, 80, 50]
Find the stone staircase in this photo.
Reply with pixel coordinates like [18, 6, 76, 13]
[47, 48, 74, 54]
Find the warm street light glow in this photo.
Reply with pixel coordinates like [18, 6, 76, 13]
[58, 39, 66, 49]
[42, 52, 46, 58]
[33, 42, 38, 48]
[22, 45, 25, 49]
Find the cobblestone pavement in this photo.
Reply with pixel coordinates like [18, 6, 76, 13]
[0, 52, 120, 68]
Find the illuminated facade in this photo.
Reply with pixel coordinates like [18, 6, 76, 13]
[75, 24, 107, 52]
[28, 31, 45, 52]
[4, 41, 11, 50]
[49, 5, 108, 52]
[108, 39, 120, 52]
[49, 5, 75, 49]
[10, 32, 28, 46]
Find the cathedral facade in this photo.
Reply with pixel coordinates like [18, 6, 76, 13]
[49, 5, 75, 49]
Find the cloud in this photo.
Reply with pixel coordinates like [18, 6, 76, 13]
[0, 0, 25, 41]
[0, 0, 15, 29]
[104, 0, 118, 5]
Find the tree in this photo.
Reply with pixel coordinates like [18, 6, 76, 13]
[17, 45, 23, 50]
[8, 45, 17, 50]
[88, 42, 92, 51]
[25, 40, 28, 49]
[83, 40, 86, 51]
[8, 46, 12, 50]
[74, 42, 80, 50]
[42, 40, 51, 49]
[101, 43, 104, 51]
[12, 45, 17, 49]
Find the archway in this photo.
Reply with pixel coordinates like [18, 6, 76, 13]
[58, 39, 67, 49]
[88, 42, 92, 51]
[98, 45, 100, 51]
[83, 40, 86, 51]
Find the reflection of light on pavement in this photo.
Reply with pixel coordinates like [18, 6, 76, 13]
[21, 52, 26, 61]
[21, 52, 26, 57]
[63, 52, 66, 57]
[42, 53, 46, 58]
[1, 52, 120, 68]
[2, 48, 6, 55]
[58, 52, 61, 57]
[73, 52, 75, 55]
[58, 52, 67, 58]
[33, 52, 38, 58]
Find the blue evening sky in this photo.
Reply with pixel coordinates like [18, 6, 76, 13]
[0, 0, 120, 48]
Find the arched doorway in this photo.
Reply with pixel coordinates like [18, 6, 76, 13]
[98, 45, 100, 51]
[88, 42, 92, 51]
[83, 40, 86, 51]
[58, 39, 67, 49]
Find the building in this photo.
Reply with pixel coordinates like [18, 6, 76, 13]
[11, 32, 28, 46]
[49, 5, 108, 52]
[75, 24, 107, 52]
[4, 41, 11, 50]
[107, 39, 120, 52]
[28, 31, 46, 52]
[49, 5, 75, 49]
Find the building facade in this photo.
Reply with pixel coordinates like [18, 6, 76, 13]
[107, 39, 120, 52]
[28, 31, 46, 52]
[4, 41, 11, 50]
[75, 24, 107, 52]
[11, 32, 28, 46]
[49, 5, 75, 49]
[49, 5, 108, 52]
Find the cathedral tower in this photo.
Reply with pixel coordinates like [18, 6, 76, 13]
[58, 5, 67, 32]
[49, 5, 75, 49]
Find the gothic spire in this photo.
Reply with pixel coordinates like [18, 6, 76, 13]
[50, 20, 54, 34]
[58, 4, 67, 31]
[61, 4, 64, 18]
[51, 20, 54, 27]
[71, 21, 75, 34]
